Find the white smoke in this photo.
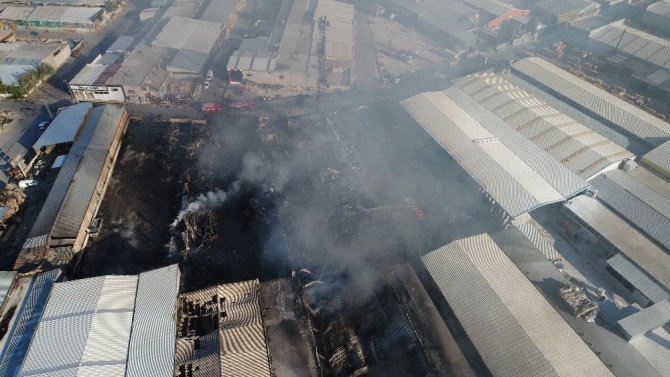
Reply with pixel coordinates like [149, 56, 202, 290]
[171, 183, 241, 228]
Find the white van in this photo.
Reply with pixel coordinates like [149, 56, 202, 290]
[19, 179, 38, 188]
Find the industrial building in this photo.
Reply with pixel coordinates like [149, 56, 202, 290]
[174, 279, 272, 377]
[642, 139, 670, 178]
[617, 299, 670, 374]
[32, 102, 92, 152]
[587, 20, 670, 72]
[510, 57, 670, 149]
[642, 0, 670, 35]
[14, 105, 128, 270]
[533, 0, 600, 25]
[400, 86, 589, 220]
[421, 233, 614, 377]
[0, 5, 104, 31]
[227, 0, 354, 90]
[0, 42, 71, 85]
[17, 265, 180, 376]
[0, 269, 62, 377]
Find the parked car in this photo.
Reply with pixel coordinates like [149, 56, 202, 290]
[204, 81, 210, 90]
[37, 121, 49, 130]
[18, 179, 38, 188]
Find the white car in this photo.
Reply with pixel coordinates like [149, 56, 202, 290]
[204, 81, 210, 90]
[37, 121, 49, 130]
[19, 179, 38, 188]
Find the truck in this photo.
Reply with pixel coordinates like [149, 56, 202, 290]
[201, 102, 223, 113]
[229, 100, 257, 111]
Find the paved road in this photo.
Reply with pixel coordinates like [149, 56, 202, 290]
[352, 7, 382, 90]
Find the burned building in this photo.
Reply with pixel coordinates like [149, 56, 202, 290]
[14, 105, 129, 271]
[174, 280, 272, 377]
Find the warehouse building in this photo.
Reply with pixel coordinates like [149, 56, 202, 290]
[422, 234, 613, 377]
[32, 102, 92, 152]
[454, 72, 634, 179]
[641, 139, 670, 178]
[17, 265, 180, 376]
[174, 279, 272, 377]
[14, 105, 129, 270]
[0, 5, 104, 31]
[400, 86, 589, 220]
[511, 57, 670, 149]
[617, 299, 670, 374]
[533, 0, 600, 25]
[587, 20, 670, 72]
[0, 42, 71, 85]
[0, 269, 62, 377]
[642, 0, 670, 35]
[565, 195, 670, 307]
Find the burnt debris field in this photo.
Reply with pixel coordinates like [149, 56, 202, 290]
[75, 98, 501, 291]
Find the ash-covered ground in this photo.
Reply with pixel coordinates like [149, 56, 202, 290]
[76, 95, 502, 293]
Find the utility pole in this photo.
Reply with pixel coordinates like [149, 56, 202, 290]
[63, 80, 77, 103]
[316, 16, 328, 103]
[41, 98, 53, 119]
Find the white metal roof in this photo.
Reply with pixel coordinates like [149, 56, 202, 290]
[589, 20, 670, 71]
[607, 253, 669, 303]
[630, 327, 670, 376]
[455, 72, 633, 179]
[0, 271, 16, 307]
[401, 88, 588, 218]
[0, 270, 62, 377]
[152, 16, 222, 55]
[18, 275, 137, 376]
[0, 6, 32, 21]
[590, 169, 670, 251]
[618, 299, 670, 339]
[18, 265, 179, 377]
[421, 234, 613, 377]
[69, 64, 109, 86]
[511, 221, 562, 260]
[642, 139, 670, 177]
[511, 57, 670, 146]
[126, 265, 180, 377]
[313, 0, 354, 62]
[565, 195, 670, 289]
[33, 102, 91, 150]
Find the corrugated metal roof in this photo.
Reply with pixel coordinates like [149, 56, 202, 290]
[33, 102, 91, 150]
[511, 221, 562, 260]
[401, 88, 588, 218]
[0, 269, 61, 377]
[18, 275, 137, 376]
[630, 327, 670, 375]
[217, 280, 270, 377]
[618, 299, 670, 339]
[642, 139, 670, 177]
[167, 50, 207, 74]
[0, 271, 16, 307]
[0, 6, 32, 21]
[590, 171, 670, 251]
[590, 20, 670, 71]
[421, 234, 613, 377]
[126, 265, 180, 377]
[105, 35, 134, 54]
[511, 57, 670, 146]
[565, 195, 670, 289]
[70, 64, 109, 86]
[200, 0, 237, 24]
[456, 73, 633, 179]
[647, 0, 670, 18]
[607, 254, 669, 303]
[152, 16, 222, 55]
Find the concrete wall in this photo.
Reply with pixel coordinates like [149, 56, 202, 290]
[70, 84, 126, 102]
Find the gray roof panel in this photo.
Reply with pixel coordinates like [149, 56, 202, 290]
[607, 254, 669, 303]
[618, 299, 670, 339]
[33, 103, 91, 150]
[642, 139, 670, 176]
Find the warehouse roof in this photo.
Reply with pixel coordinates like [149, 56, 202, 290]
[590, 169, 670, 251]
[511, 221, 562, 260]
[33, 102, 91, 150]
[401, 88, 588, 218]
[167, 49, 208, 74]
[607, 253, 669, 303]
[512, 57, 670, 146]
[19, 265, 179, 377]
[313, 0, 354, 62]
[589, 20, 670, 71]
[0, 271, 16, 307]
[0, 64, 30, 85]
[105, 35, 134, 54]
[152, 16, 222, 55]
[642, 139, 670, 177]
[107, 44, 164, 87]
[25, 5, 101, 23]
[126, 265, 180, 377]
[199, 0, 237, 24]
[0, 6, 32, 21]
[455, 73, 633, 179]
[0, 270, 61, 377]
[566, 195, 670, 289]
[646, 0, 670, 19]
[618, 299, 670, 339]
[535, 0, 596, 17]
[630, 327, 670, 375]
[421, 234, 613, 377]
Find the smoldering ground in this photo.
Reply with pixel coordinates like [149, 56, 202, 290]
[183, 102, 497, 295]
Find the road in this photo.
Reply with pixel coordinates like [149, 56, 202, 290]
[352, 7, 381, 90]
